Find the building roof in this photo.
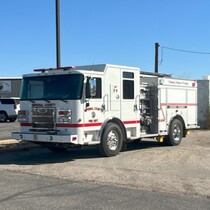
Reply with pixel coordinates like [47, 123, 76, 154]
[0, 77, 22, 80]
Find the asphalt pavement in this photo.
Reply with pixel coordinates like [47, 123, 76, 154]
[0, 122, 210, 209]
[0, 169, 209, 210]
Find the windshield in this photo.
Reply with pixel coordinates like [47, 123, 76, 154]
[21, 74, 84, 100]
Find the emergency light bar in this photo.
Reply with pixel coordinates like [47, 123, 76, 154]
[34, 66, 76, 72]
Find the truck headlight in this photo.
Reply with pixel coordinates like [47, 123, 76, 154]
[58, 110, 71, 123]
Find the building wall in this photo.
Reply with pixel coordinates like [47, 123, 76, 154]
[0, 78, 22, 98]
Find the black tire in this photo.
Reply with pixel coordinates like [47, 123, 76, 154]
[9, 117, 17, 122]
[0, 111, 8, 122]
[99, 123, 123, 157]
[165, 119, 183, 146]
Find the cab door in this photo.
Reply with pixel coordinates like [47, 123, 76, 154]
[120, 70, 140, 138]
[103, 66, 121, 118]
[83, 76, 104, 133]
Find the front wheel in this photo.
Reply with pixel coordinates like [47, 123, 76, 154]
[0, 112, 7, 122]
[165, 119, 183, 146]
[9, 117, 17, 122]
[99, 123, 123, 157]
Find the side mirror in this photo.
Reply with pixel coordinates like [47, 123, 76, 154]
[89, 78, 96, 97]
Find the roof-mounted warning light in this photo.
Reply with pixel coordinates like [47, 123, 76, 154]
[34, 66, 76, 72]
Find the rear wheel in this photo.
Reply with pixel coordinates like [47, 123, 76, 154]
[165, 119, 183, 146]
[99, 123, 123, 157]
[0, 112, 7, 122]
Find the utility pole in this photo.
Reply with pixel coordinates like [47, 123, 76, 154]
[154, 42, 159, 73]
[56, 0, 61, 68]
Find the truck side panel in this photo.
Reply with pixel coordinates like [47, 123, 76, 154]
[158, 79, 198, 134]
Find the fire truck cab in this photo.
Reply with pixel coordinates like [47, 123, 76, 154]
[12, 64, 198, 156]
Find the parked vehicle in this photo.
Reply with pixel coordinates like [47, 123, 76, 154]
[0, 98, 17, 122]
[11, 97, 20, 115]
[12, 64, 198, 156]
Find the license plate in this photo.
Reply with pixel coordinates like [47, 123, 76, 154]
[34, 134, 38, 141]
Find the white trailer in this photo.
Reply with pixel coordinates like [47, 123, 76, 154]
[12, 64, 198, 156]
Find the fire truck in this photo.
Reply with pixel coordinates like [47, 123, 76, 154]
[12, 64, 198, 156]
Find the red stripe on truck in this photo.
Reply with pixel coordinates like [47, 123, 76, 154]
[21, 120, 140, 128]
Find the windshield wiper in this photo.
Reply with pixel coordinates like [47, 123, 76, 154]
[29, 99, 36, 103]
[29, 98, 51, 103]
[60, 99, 68, 103]
[44, 100, 51, 103]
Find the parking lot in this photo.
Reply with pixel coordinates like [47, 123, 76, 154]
[0, 121, 19, 140]
[0, 122, 210, 200]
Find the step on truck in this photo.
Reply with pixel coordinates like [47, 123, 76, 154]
[12, 64, 198, 156]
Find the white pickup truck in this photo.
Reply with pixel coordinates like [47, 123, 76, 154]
[0, 98, 17, 122]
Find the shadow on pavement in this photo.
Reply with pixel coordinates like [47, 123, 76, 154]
[0, 140, 165, 165]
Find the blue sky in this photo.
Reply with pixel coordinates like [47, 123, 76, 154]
[1, 0, 210, 79]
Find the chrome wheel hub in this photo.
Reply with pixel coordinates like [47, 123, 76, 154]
[107, 130, 119, 151]
[173, 125, 181, 141]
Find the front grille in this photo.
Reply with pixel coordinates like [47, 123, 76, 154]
[32, 108, 55, 130]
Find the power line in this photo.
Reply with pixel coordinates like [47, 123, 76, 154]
[160, 45, 210, 65]
[162, 46, 210, 55]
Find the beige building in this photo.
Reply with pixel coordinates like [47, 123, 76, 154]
[0, 78, 22, 98]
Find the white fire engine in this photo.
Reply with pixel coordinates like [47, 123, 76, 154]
[12, 64, 198, 156]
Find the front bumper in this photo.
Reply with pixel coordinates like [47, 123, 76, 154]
[12, 132, 79, 144]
